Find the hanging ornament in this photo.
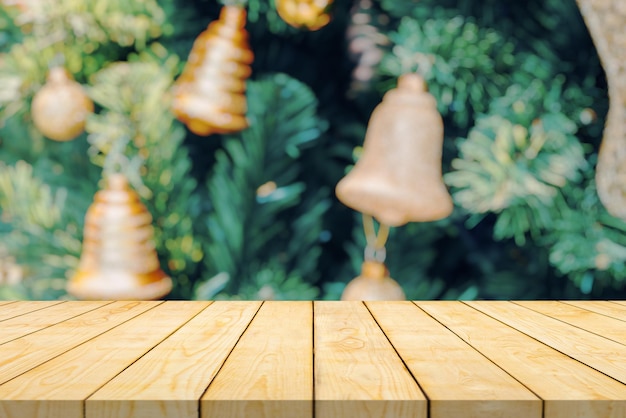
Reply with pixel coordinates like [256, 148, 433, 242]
[31, 67, 94, 142]
[171, 5, 253, 136]
[575, 0, 626, 219]
[341, 215, 405, 300]
[276, 0, 334, 31]
[66, 174, 172, 300]
[336, 73, 453, 227]
[337, 73, 453, 300]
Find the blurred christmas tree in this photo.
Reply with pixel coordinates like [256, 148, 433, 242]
[0, 0, 623, 300]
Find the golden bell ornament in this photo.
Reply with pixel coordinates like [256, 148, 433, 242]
[171, 5, 253, 136]
[336, 73, 453, 227]
[66, 174, 172, 300]
[341, 260, 405, 301]
[31, 67, 94, 142]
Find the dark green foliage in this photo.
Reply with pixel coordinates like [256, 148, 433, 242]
[198, 73, 329, 299]
[0, 0, 622, 300]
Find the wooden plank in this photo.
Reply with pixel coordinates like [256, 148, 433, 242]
[87, 301, 262, 418]
[314, 301, 426, 418]
[0, 301, 15, 307]
[0, 301, 111, 345]
[467, 301, 626, 386]
[368, 301, 540, 418]
[0, 301, 159, 386]
[515, 301, 626, 346]
[0, 301, 208, 418]
[563, 300, 626, 321]
[419, 301, 626, 418]
[611, 300, 626, 307]
[201, 302, 312, 418]
[0, 301, 64, 322]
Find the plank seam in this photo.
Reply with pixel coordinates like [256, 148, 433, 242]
[465, 301, 626, 397]
[560, 300, 626, 322]
[0, 301, 166, 390]
[0, 300, 66, 322]
[413, 301, 546, 418]
[80, 301, 215, 418]
[0, 301, 117, 346]
[197, 300, 264, 418]
[511, 301, 626, 345]
[363, 302, 431, 418]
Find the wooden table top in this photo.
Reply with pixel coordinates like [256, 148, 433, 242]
[0, 300, 625, 418]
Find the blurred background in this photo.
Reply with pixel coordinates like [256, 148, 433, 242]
[0, 0, 624, 301]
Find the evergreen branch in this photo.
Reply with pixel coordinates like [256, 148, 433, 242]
[201, 72, 328, 298]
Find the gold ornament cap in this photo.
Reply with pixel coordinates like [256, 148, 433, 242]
[67, 174, 172, 300]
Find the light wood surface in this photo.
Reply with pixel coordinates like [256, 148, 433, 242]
[368, 301, 540, 418]
[202, 302, 313, 418]
[467, 301, 626, 385]
[88, 301, 259, 418]
[419, 301, 626, 418]
[0, 301, 63, 322]
[0, 300, 624, 418]
[0, 302, 207, 418]
[314, 301, 427, 418]
[0, 301, 158, 387]
[515, 300, 626, 346]
[0, 301, 110, 345]
[562, 300, 626, 321]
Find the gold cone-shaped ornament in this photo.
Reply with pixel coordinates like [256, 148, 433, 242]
[336, 73, 453, 227]
[171, 5, 253, 136]
[67, 174, 172, 300]
[341, 260, 405, 301]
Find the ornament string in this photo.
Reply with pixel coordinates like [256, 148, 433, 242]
[363, 214, 389, 263]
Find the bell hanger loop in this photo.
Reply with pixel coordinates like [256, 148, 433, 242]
[363, 214, 389, 263]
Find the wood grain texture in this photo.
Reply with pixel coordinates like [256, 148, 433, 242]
[418, 301, 626, 418]
[368, 301, 540, 418]
[515, 301, 626, 346]
[0, 301, 624, 418]
[0, 301, 64, 322]
[0, 301, 159, 386]
[0, 302, 207, 418]
[563, 300, 626, 321]
[314, 301, 426, 418]
[202, 302, 313, 418]
[0, 301, 110, 345]
[88, 301, 261, 418]
[467, 301, 626, 386]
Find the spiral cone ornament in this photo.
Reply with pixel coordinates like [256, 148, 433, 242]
[276, 0, 334, 31]
[575, 0, 626, 219]
[31, 66, 94, 141]
[171, 5, 253, 136]
[341, 260, 405, 301]
[67, 174, 172, 300]
[336, 73, 453, 227]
